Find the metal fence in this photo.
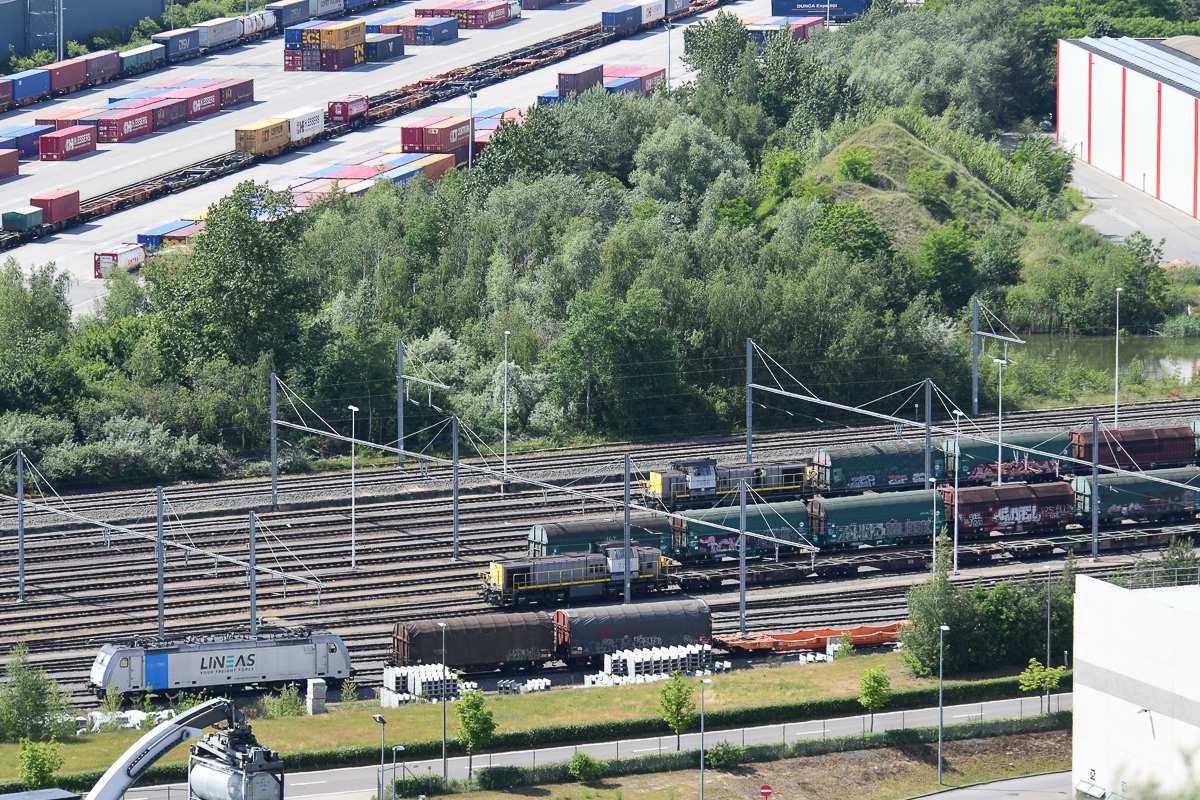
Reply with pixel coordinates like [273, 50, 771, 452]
[1101, 564, 1200, 590]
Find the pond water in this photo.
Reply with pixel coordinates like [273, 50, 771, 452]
[1012, 334, 1200, 384]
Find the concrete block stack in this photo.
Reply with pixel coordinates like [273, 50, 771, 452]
[307, 678, 327, 714]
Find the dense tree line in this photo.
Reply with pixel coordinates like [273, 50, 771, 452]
[1, 0, 1190, 488]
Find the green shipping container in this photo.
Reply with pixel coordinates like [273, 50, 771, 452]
[1072, 466, 1200, 523]
[528, 517, 671, 557]
[676, 500, 809, 558]
[2, 205, 44, 231]
[944, 430, 1072, 483]
[813, 441, 944, 492]
[810, 490, 941, 547]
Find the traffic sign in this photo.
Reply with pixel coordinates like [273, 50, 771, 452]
[761, 786, 773, 797]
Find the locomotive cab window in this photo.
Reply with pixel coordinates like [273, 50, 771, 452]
[119, 657, 129, 668]
[328, 643, 338, 653]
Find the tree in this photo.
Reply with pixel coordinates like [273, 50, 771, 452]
[681, 10, 751, 94]
[1087, 14, 1119, 37]
[472, 103, 566, 189]
[146, 181, 314, 375]
[658, 671, 696, 751]
[813, 203, 894, 263]
[454, 689, 497, 779]
[18, 738, 63, 789]
[835, 629, 856, 660]
[568, 751, 606, 784]
[835, 146, 877, 185]
[1018, 658, 1047, 713]
[0, 644, 76, 743]
[917, 221, 976, 309]
[1116, 231, 1169, 330]
[0, 258, 79, 415]
[630, 115, 751, 224]
[857, 667, 892, 731]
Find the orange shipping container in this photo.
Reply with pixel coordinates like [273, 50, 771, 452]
[235, 118, 289, 155]
[408, 153, 455, 182]
[320, 20, 367, 50]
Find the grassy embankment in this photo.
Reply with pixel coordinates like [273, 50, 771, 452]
[0, 652, 1022, 782]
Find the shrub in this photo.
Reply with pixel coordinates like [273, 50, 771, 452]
[705, 740, 744, 770]
[18, 738, 63, 789]
[568, 751, 607, 784]
[0, 644, 76, 743]
[262, 685, 305, 719]
[835, 146, 876, 184]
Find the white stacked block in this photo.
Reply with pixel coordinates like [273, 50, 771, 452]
[603, 644, 717, 678]
[307, 678, 327, 714]
[383, 664, 461, 699]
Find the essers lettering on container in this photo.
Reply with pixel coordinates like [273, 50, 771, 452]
[65, 134, 90, 150]
[123, 118, 148, 135]
[194, 95, 216, 112]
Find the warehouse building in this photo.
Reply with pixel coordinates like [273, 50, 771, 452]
[1058, 35, 1200, 218]
[0, 0, 164, 57]
[1072, 573, 1200, 799]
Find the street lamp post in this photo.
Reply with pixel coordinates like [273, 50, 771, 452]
[928, 478, 938, 565]
[700, 678, 713, 800]
[348, 405, 360, 569]
[438, 621, 448, 780]
[503, 330, 511, 483]
[1115, 287, 1123, 428]
[938, 625, 949, 785]
[372, 715, 386, 800]
[952, 409, 964, 574]
[392, 745, 405, 800]
[468, 92, 478, 170]
[993, 350, 1009, 487]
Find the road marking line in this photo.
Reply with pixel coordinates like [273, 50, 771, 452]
[291, 781, 328, 785]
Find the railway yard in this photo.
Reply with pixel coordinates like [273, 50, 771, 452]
[3, 395, 1196, 710]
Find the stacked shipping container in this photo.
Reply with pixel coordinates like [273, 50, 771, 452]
[284, 19, 368, 71]
[415, 1, 511, 28]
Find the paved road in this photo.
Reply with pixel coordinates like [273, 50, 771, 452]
[2, 0, 740, 314]
[121, 693, 1071, 800]
[1073, 159, 1200, 262]
[919, 771, 1071, 800]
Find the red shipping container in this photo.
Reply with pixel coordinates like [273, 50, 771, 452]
[628, 67, 666, 95]
[118, 98, 159, 109]
[162, 87, 222, 120]
[465, 1, 508, 27]
[75, 110, 116, 128]
[412, 152, 455, 181]
[30, 189, 81, 222]
[320, 44, 364, 72]
[98, 109, 154, 143]
[38, 126, 96, 161]
[400, 115, 449, 152]
[39, 59, 87, 92]
[603, 67, 637, 78]
[81, 50, 120, 83]
[35, 108, 88, 127]
[328, 165, 385, 180]
[53, 109, 99, 129]
[217, 78, 254, 108]
[381, 19, 420, 46]
[284, 50, 304, 71]
[558, 64, 603, 96]
[328, 95, 369, 124]
[0, 149, 17, 180]
[146, 98, 189, 131]
[416, 2, 468, 15]
[149, 77, 190, 89]
[0, 79, 13, 108]
[422, 116, 472, 153]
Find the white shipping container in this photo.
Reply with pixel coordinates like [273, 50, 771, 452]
[93, 243, 146, 278]
[196, 17, 241, 46]
[507, 0, 522, 18]
[639, 0, 665, 24]
[288, 107, 326, 142]
[310, 0, 345, 16]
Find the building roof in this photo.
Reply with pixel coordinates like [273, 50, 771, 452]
[1072, 35, 1200, 100]
[1141, 585, 1200, 616]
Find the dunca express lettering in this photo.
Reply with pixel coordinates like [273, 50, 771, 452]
[199, 653, 257, 671]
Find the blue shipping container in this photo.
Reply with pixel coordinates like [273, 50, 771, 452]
[604, 77, 641, 94]
[285, 20, 322, 44]
[152, 29, 201, 60]
[14, 125, 54, 158]
[138, 220, 192, 250]
[601, 5, 641, 32]
[538, 90, 566, 105]
[268, 0, 311, 29]
[414, 17, 458, 43]
[344, 0, 373, 8]
[0, 125, 27, 137]
[473, 107, 510, 119]
[771, 0, 867, 18]
[9, 69, 51, 102]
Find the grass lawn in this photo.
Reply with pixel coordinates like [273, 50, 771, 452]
[455, 730, 1070, 800]
[0, 652, 985, 782]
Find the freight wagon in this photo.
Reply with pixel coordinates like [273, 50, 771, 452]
[1070, 424, 1198, 470]
[641, 457, 814, 510]
[1072, 466, 1200, 525]
[389, 599, 711, 670]
[482, 545, 673, 606]
[89, 631, 355, 698]
[943, 431, 1072, 484]
[809, 491, 938, 547]
[943, 482, 1075, 537]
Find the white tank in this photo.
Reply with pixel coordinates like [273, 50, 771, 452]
[190, 761, 281, 800]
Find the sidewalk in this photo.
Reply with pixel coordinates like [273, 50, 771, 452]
[120, 693, 1072, 800]
[916, 771, 1071, 800]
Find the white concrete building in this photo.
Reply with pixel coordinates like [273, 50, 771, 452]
[1058, 36, 1200, 218]
[1073, 573, 1200, 799]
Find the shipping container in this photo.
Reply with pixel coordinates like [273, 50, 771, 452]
[365, 33, 404, 61]
[38, 126, 96, 161]
[118, 98, 160, 109]
[399, 115, 449, 151]
[603, 66, 636, 77]
[392, 613, 555, 669]
[9, 70, 51, 103]
[604, 76, 641, 94]
[80, 50, 120, 83]
[268, 0, 311, 29]
[508, 0, 522, 18]
[287, 108, 325, 143]
[638, 0, 665, 24]
[1073, 466, 1200, 524]
[152, 29, 202, 61]
[465, 1, 510, 27]
[37, 59, 87, 93]
[381, 19, 419, 45]
[319, 20, 367, 50]
[0, 79, 12, 108]
[346, 152, 387, 165]
[409, 152, 456, 180]
[328, 95, 369, 124]
[1070, 424, 1200, 471]
[558, 64, 603, 96]
[73, 111, 117, 128]
[94, 243, 147, 278]
[236, 118, 290, 154]
[944, 482, 1075, 536]
[538, 89, 565, 105]
[29, 189, 80, 223]
[163, 87, 222, 120]
[420, 116, 472, 152]
[810, 491, 937, 548]
[414, 17, 458, 43]
[13, 126, 55, 158]
[0, 150, 17, 180]
[665, 0, 688, 14]
[119, 44, 167, 73]
[628, 66, 666, 94]
[415, 1, 469, 17]
[365, 16, 400, 33]
[523, 0, 559, 8]
[320, 43, 365, 71]
[554, 599, 711, 661]
[345, 0, 374, 9]
[98, 109, 154, 143]
[310, 0, 345, 16]
[601, 4, 641, 32]
[193, 17, 241, 47]
[138, 220, 192, 250]
[2, 206, 44, 232]
[285, 19, 323, 47]
[813, 440, 944, 492]
[215, 78, 255, 108]
[35, 108, 86, 127]
[771, 0, 868, 19]
[146, 98, 190, 131]
[284, 51, 304, 70]
[529, 517, 671, 558]
[301, 21, 333, 48]
[473, 106, 510, 119]
[164, 222, 205, 245]
[943, 431, 1073, 485]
